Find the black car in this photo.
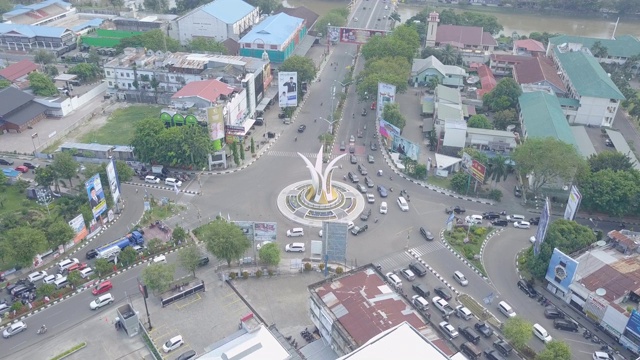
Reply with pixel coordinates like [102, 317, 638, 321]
[23, 162, 38, 169]
[482, 212, 501, 220]
[517, 280, 537, 297]
[361, 108, 367, 116]
[484, 349, 506, 360]
[298, 125, 306, 133]
[6, 279, 29, 294]
[554, 319, 578, 332]
[420, 227, 435, 241]
[458, 326, 480, 344]
[0, 158, 14, 165]
[529, 217, 540, 225]
[278, 113, 286, 119]
[176, 350, 197, 360]
[412, 283, 430, 298]
[493, 339, 513, 357]
[409, 262, 428, 277]
[491, 219, 509, 227]
[360, 208, 372, 221]
[86, 249, 98, 260]
[11, 283, 35, 297]
[370, 142, 377, 151]
[198, 256, 210, 267]
[351, 224, 368, 235]
[445, 206, 466, 214]
[544, 307, 565, 319]
[474, 322, 493, 338]
[377, 185, 388, 198]
[349, 145, 355, 154]
[434, 286, 452, 301]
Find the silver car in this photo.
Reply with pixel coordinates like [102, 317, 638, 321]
[3, 321, 27, 338]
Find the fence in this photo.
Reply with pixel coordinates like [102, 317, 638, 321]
[160, 280, 205, 307]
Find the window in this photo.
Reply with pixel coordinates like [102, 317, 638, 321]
[127, 83, 131, 88]
[120, 73, 124, 77]
[270, 44, 277, 50]
[106, 71, 111, 76]
[126, 73, 130, 78]
[256, 43, 264, 49]
[108, 81, 113, 86]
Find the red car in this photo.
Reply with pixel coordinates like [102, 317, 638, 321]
[92, 280, 113, 295]
[14, 165, 29, 173]
[370, 101, 376, 110]
[67, 262, 88, 272]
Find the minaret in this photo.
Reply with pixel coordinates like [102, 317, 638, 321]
[426, 11, 439, 47]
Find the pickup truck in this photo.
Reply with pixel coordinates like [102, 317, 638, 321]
[474, 322, 494, 338]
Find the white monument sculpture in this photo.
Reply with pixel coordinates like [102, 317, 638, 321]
[298, 146, 346, 204]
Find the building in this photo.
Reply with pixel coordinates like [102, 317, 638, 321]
[426, 11, 497, 52]
[512, 39, 545, 57]
[2, 0, 75, 26]
[551, 44, 625, 127]
[170, 0, 259, 45]
[274, 6, 319, 31]
[513, 56, 566, 96]
[171, 79, 238, 109]
[476, 64, 496, 98]
[465, 128, 517, 152]
[112, 15, 177, 32]
[308, 266, 453, 357]
[518, 91, 577, 148]
[239, 13, 306, 63]
[547, 34, 640, 75]
[58, 142, 135, 161]
[489, 54, 531, 76]
[0, 59, 38, 89]
[0, 87, 48, 133]
[0, 22, 76, 53]
[411, 55, 467, 88]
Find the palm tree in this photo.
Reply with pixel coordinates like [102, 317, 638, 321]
[440, 44, 459, 65]
[486, 155, 509, 187]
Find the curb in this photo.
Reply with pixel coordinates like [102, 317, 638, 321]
[407, 248, 460, 299]
[438, 228, 499, 282]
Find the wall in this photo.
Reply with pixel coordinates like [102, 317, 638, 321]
[226, 89, 248, 125]
[574, 96, 618, 127]
[177, 11, 228, 44]
[40, 82, 108, 117]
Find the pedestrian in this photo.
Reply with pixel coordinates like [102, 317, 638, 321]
[136, 188, 139, 194]
[28, 302, 32, 310]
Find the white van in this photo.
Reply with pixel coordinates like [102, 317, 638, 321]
[412, 295, 429, 311]
[79, 267, 94, 279]
[54, 276, 69, 289]
[498, 301, 516, 318]
[533, 323, 552, 343]
[454, 271, 469, 286]
[285, 242, 305, 252]
[57, 258, 79, 273]
[145, 175, 160, 184]
[165, 178, 182, 187]
[397, 197, 409, 211]
[507, 214, 525, 222]
[286, 228, 304, 237]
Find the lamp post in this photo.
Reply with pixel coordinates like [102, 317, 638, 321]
[31, 133, 38, 155]
[326, 23, 331, 55]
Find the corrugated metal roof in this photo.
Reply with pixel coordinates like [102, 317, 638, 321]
[519, 91, 578, 148]
[240, 13, 304, 46]
[554, 48, 625, 100]
[605, 129, 640, 170]
[72, 18, 104, 32]
[549, 34, 640, 59]
[3, 0, 70, 18]
[202, 0, 255, 25]
[569, 126, 596, 158]
[0, 59, 37, 82]
[59, 142, 114, 152]
[0, 22, 70, 38]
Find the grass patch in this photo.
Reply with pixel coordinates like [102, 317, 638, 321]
[49, 342, 87, 360]
[140, 200, 185, 226]
[426, 175, 450, 189]
[0, 185, 37, 217]
[42, 138, 62, 154]
[443, 225, 491, 276]
[79, 105, 162, 145]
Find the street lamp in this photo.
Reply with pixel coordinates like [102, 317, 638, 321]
[31, 133, 38, 155]
[36, 188, 52, 216]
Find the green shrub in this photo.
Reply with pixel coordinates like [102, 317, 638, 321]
[242, 271, 249, 279]
[318, 263, 325, 271]
[268, 269, 274, 277]
[229, 272, 237, 280]
[304, 262, 312, 271]
[488, 189, 503, 201]
[336, 266, 344, 274]
[255, 270, 263, 278]
[463, 245, 476, 260]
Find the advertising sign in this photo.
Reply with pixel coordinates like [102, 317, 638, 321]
[471, 160, 486, 183]
[254, 222, 277, 242]
[377, 83, 396, 120]
[621, 309, 640, 353]
[461, 152, 472, 173]
[564, 185, 582, 221]
[324, 221, 348, 263]
[233, 221, 255, 241]
[207, 105, 225, 140]
[278, 71, 298, 108]
[391, 135, 420, 161]
[106, 158, 120, 204]
[338, 27, 389, 44]
[545, 248, 579, 294]
[534, 197, 551, 256]
[583, 293, 608, 322]
[379, 119, 400, 140]
[327, 26, 340, 43]
[85, 174, 106, 220]
[68, 214, 88, 244]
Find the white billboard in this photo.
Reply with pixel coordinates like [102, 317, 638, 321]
[564, 185, 582, 221]
[278, 71, 298, 108]
[376, 82, 396, 120]
[106, 158, 120, 204]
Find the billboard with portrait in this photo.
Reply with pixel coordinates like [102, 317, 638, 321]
[278, 71, 298, 108]
[545, 248, 579, 294]
[85, 174, 106, 220]
[534, 197, 551, 256]
[564, 185, 582, 221]
[254, 222, 277, 241]
[207, 105, 225, 140]
[233, 221, 254, 241]
[68, 214, 88, 244]
[377, 83, 396, 120]
[338, 27, 389, 44]
[379, 119, 400, 141]
[391, 135, 420, 161]
[106, 158, 120, 204]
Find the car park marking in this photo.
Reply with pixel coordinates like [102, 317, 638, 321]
[174, 293, 203, 309]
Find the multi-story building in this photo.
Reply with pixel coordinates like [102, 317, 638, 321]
[103, 48, 273, 117]
[0, 23, 75, 54]
[2, 0, 75, 26]
[239, 13, 306, 63]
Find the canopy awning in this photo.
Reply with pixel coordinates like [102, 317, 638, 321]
[256, 97, 270, 113]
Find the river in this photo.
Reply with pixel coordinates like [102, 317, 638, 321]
[284, 0, 640, 38]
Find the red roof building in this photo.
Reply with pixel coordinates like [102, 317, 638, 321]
[477, 65, 496, 98]
[435, 24, 497, 50]
[171, 79, 236, 108]
[489, 54, 532, 76]
[513, 56, 566, 95]
[0, 59, 38, 89]
[513, 39, 546, 57]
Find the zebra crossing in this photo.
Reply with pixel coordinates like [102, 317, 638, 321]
[373, 241, 445, 272]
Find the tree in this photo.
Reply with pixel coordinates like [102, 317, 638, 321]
[587, 151, 635, 172]
[108, 0, 124, 8]
[426, 77, 440, 91]
[3, 227, 48, 267]
[231, 141, 240, 166]
[36, 284, 55, 298]
[577, 169, 640, 217]
[155, 124, 212, 167]
[258, 242, 281, 267]
[537, 340, 571, 360]
[527, 32, 560, 46]
[590, 40, 608, 58]
[437, 8, 503, 35]
[142, 263, 175, 294]
[46, 220, 75, 248]
[503, 316, 532, 349]
[130, 117, 166, 164]
[250, 137, 255, 154]
[482, 78, 522, 112]
[67, 271, 83, 288]
[115, 160, 134, 182]
[44, 65, 58, 77]
[28, 72, 58, 97]
[35, 165, 56, 191]
[186, 38, 226, 54]
[493, 109, 518, 130]
[52, 151, 79, 187]
[439, 44, 461, 65]
[33, 50, 55, 65]
[68, 63, 101, 83]
[450, 171, 469, 194]
[382, 103, 406, 130]
[512, 138, 584, 196]
[361, 25, 419, 63]
[119, 247, 138, 266]
[315, 10, 348, 36]
[178, 245, 202, 277]
[94, 258, 112, 276]
[143, 0, 169, 13]
[357, 56, 410, 100]
[88, 48, 101, 65]
[239, 142, 245, 161]
[485, 155, 510, 186]
[0, 0, 13, 14]
[199, 219, 250, 266]
[172, 226, 187, 243]
[0, 79, 10, 89]
[467, 114, 492, 129]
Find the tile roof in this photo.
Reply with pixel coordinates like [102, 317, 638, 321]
[411, 56, 467, 78]
[201, 0, 255, 25]
[554, 48, 625, 100]
[514, 39, 545, 53]
[519, 91, 577, 147]
[513, 56, 565, 92]
[171, 79, 235, 103]
[274, 6, 319, 30]
[240, 13, 304, 46]
[436, 24, 497, 48]
[0, 59, 38, 82]
[477, 64, 496, 97]
[490, 54, 532, 64]
[549, 34, 640, 59]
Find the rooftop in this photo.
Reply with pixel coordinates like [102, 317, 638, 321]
[412, 56, 467, 78]
[436, 84, 461, 104]
[201, 0, 255, 25]
[3, 0, 72, 23]
[553, 46, 625, 100]
[171, 79, 236, 103]
[477, 64, 496, 97]
[0, 87, 34, 116]
[59, 142, 115, 152]
[200, 322, 290, 360]
[548, 34, 640, 59]
[514, 39, 546, 53]
[274, 6, 319, 30]
[490, 53, 532, 64]
[0, 22, 72, 39]
[513, 56, 566, 92]
[436, 24, 497, 48]
[240, 13, 304, 46]
[519, 91, 578, 148]
[0, 59, 38, 82]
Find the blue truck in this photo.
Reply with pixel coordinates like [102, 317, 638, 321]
[95, 231, 144, 259]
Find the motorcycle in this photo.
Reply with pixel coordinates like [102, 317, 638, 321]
[37, 326, 47, 335]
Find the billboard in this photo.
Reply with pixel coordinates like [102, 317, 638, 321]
[391, 135, 420, 161]
[106, 158, 120, 204]
[544, 248, 579, 294]
[379, 119, 400, 140]
[564, 185, 582, 221]
[254, 222, 277, 242]
[278, 71, 298, 108]
[621, 310, 640, 354]
[534, 197, 551, 256]
[85, 174, 106, 220]
[323, 221, 348, 263]
[207, 105, 225, 140]
[471, 160, 486, 183]
[233, 221, 255, 241]
[376, 83, 396, 120]
[327, 26, 340, 43]
[68, 214, 88, 244]
[338, 27, 389, 44]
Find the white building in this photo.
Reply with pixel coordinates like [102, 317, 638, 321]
[170, 0, 259, 45]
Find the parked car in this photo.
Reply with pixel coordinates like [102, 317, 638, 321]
[439, 321, 459, 338]
[482, 212, 501, 220]
[163, 335, 184, 353]
[340, 141, 346, 151]
[43, 274, 64, 285]
[475, 322, 494, 338]
[0, 158, 14, 165]
[434, 286, 452, 301]
[351, 224, 368, 235]
[517, 280, 538, 297]
[92, 280, 113, 295]
[544, 307, 565, 319]
[400, 268, 415, 281]
[86, 249, 98, 260]
[379, 201, 387, 214]
[367, 155, 374, 164]
[484, 349, 505, 360]
[14, 165, 29, 173]
[23, 162, 39, 170]
[554, 319, 579, 332]
[514, 221, 531, 229]
[176, 350, 197, 360]
[360, 208, 371, 221]
[412, 283, 430, 298]
[445, 206, 466, 214]
[27, 271, 48, 283]
[420, 227, 434, 241]
[491, 219, 509, 227]
[409, 262, 427, 277]
[298, 125, 306, 133]
[493, 339, 513, 357]
[386, 272, 402, 287]
[529, 217, 541, 225]
[432, 296, 454, 316]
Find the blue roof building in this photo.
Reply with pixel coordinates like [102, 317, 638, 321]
[0, 22, 75, 53]
[239, 13, 306, 63]
[3, 0, 74, 26]
[170, 0, 260, 45]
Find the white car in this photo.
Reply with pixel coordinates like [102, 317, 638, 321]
[439, 321, 459, 338]
[465, 215, 483, 225]
[366, 193, 375, 203]
[386, 272, 402, 288]
[400, 268, 415, 281]
[43, 274, 64, 284]
[2, 321, 27, 338]
[149, 254, 167, 265]
[286, 228, 304, 237]
[593, 351, 612, 360]
[90, 293, 114, 310]
[397, 196, 409, 211]
[163, 335, 184, 353]
[27, 271, 48, 283]
[514, 221, 531, 229]
[380, 201, 387, 214]
[432, 296, 454, 315]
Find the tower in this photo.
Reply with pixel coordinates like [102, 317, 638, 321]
[426, 11, 439, 47]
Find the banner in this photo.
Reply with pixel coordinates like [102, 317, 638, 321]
[564, 185, 582, 221]
[544, 248, 579, 294]
[254, 222, 277, 241]
[377, 83, 396, 120]
[391, 135, 420, 161]
[534, 197, 551, 256]
[278, 71, 298, 108]
[207, 106, 225, 140]
[85, 174, 106, 220]
[106, 158, 120, 205]
[338, 27, 389, 44]
[68, 214, 88, 244]
[379, 119, 400, 140]
[471, 160, 486, 183]
[327, 26, 340, 43]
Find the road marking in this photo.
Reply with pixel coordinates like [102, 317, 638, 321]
[174, 293, 202, 309]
